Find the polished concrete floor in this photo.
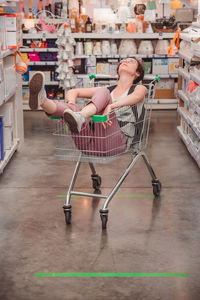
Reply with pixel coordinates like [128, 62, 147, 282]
[0, 110, 200, 300]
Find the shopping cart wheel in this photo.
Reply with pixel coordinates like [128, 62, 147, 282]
[100, 209, 108, 230]
[63, 205, 71, 225]
[152, 180, 162, 196]
[91, 174, 102, 191]
[64, 211, 71, 225]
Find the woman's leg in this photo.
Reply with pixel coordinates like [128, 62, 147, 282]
[63, 87, 112, 133]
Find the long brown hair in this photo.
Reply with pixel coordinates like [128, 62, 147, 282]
[117, 57, 144, 84]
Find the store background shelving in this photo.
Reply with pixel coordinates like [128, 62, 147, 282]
[0, 50, 24, 173]
[177, 23, 200, 168]
[21, 29, 179, 110]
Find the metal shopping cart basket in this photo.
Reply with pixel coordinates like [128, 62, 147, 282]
[51, 77, 162, 229]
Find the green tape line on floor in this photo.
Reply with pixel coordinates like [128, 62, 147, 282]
[35, 272, 188, 277]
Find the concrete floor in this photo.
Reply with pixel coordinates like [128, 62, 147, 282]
[0, 110, 200, 300]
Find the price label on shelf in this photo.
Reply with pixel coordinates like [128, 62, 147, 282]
[42, 32, 47, 41]
[158, 32, 163, 40]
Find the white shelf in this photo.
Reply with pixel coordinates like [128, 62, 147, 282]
[152, 103, 178, 110]
[71, 33, 175, 39]
[0, 49, 16, 59]
[177, 106, 190, 121]
[190, 101, 200, 116]
[22, 18, 63, 25]
[178, 68, 190, 80]
[152, 99, 178, 104]
[178, 107, 200, 139]
[190, 72, 200, 85]
[23, 33, 57, 39]
[23, 104, 43, 111]
[178, 90, 190, 105]
[20, 48, 58, 52]
[180, 33, 193, 42]
[192, 22, 200, 29]
[177, 126, 200, 168]
[23, 32, 175, 40]
[22, 81, 59, 86]
[0, 138, 19, 174]
[27, 61, 58, 66]
[73, 54, 179, 59]
[193, 50, 200, 58]
[177, 126, 191, 146]
[179, 50, 193, 63]
[76, 74, 178, 80]
[4, 87, 17, 103]
[179, 50, 200, 63]
[145, 74, 178, 79]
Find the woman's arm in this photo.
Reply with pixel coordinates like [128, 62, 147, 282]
[65, 87, 100, 104]
[109, 85, 147, 109]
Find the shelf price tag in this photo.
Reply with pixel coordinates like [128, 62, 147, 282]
[42, 32, 47, 41]
[158, 32, 163, 40]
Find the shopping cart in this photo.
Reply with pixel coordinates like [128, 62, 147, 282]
[51, 77, 162, 229]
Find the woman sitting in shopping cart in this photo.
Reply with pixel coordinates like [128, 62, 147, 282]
[29, 57, 147, 156]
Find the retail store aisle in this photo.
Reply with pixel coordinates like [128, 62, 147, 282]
[0, 111, 200, 300]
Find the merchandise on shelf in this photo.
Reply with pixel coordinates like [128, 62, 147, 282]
[178, 23, 200, 167]
[0, 13, 23, 49]
[56, 23, 77, 89]
[152, 58, 169, 75]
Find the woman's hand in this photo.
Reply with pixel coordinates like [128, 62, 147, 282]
[102, 104, 113, 129]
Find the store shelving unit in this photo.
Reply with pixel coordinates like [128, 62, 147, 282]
[21, 30, 178, 110]
[0, 50, 24, 173]
[23, 32, 175, 40]
[177, 23, 200, 168]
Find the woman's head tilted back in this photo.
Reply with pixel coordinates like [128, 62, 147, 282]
[117, 57, 144, 84]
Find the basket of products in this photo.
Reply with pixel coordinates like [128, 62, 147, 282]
[152, 17, 177, 32]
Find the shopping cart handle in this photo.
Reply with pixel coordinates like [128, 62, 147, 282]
[155, 76, 160, 82]
[92, 114, 107, 122]
[89, 74, 96, 80]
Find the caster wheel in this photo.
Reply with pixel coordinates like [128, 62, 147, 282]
[65, 211, 71, 225]
[92, 174, 102, 191]
[152, 180, 162, 196]
[100, 214, 108, 230]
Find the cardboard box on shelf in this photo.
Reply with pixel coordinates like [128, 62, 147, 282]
[6, 31, 22, 49]
[5, 14, 21, 32]
[22, 88, 29, 103]
[0, 102, 14, 127]
[97, 63, 110, 74]
[108, 59, 118, 75]
[86, 66, 97, 74]
[154, 89, 175, 99]
[144, 61, 152, 74]
[152, 58, 168, 75]
[168, 58, 179, 74]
